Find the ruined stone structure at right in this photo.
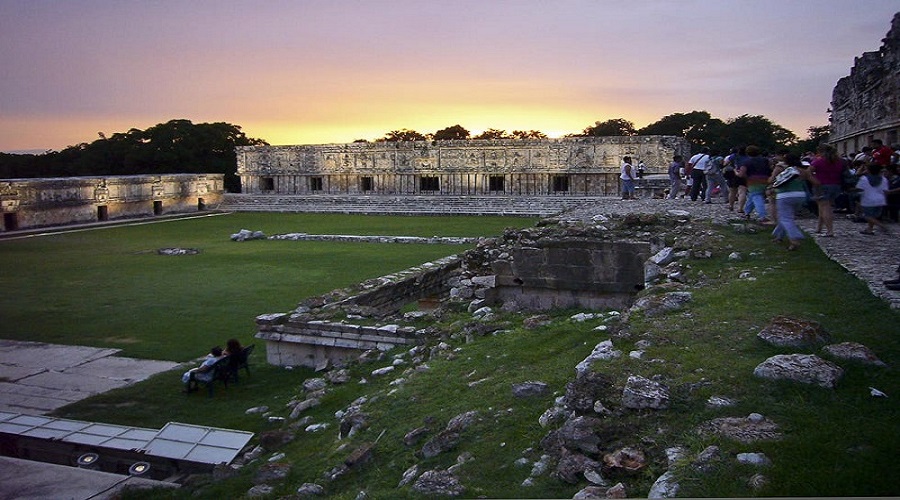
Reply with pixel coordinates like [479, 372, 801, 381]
[829, 12, 900, 155]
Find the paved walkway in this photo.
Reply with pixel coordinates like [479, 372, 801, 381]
[0, 340, 179, 415]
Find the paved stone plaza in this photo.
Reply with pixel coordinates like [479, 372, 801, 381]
[0, 340, 179, 415]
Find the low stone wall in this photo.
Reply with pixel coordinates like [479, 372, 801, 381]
[255, 256, 464, 370]
[0, 174, 224, 232]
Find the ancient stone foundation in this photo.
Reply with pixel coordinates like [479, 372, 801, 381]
[255, 227, 652, 369]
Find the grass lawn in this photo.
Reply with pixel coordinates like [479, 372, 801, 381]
[0, 213, 537, 361]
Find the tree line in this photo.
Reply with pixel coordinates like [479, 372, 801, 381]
[0, 120, 266, 192]
[375, 112, 829, 156]
[0, 112, 829, 192]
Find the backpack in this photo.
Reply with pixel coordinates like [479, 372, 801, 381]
[772, 166, 800, 188]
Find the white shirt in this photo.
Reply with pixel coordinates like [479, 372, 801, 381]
[689, 153, 709, 172]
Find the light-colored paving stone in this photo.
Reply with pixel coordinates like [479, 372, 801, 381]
[0, 341, 179, 415]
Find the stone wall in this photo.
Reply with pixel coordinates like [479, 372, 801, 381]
[490, 238, 650, 310]
[236, 136, 689, 196]
[0, 174, 224, 232]
[830, 12, 900, 154]
[254, 227, 651, 369]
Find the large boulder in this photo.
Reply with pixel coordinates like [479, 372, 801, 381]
[821, 342, 886, 366]
[753, 354, 844, 388]
[757, 316, 830, 348]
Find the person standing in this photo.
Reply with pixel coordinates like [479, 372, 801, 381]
[620, 156, 636, 200]
[769, 154, 811, 250]
[688, 148, 710, 201]
[704, 151, 729, 204]
[738, 145, 773, 223]
[809, 143, 844, 237]
[667, 155, 684, 199]
[871, 139, 894, 167]
[856, 163, 893, 235]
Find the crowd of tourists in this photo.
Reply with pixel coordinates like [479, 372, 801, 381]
[622, 140, 900, 287]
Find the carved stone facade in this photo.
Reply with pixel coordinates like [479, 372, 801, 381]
[236, 136, 689, 197]
[830, 12, 900, 154]
[0, 174, 224, 232]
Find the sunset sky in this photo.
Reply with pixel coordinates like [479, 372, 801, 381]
[1, 0, 897, 152]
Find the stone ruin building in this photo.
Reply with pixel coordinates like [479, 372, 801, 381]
[830, 11, 900, 155]
[0, 174, 223, 232]
[236, 136, 688, 197]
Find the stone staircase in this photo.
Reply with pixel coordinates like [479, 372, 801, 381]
[219, 194, 612, 217]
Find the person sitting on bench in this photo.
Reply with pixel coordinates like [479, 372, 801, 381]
[182, 346, 224, 393]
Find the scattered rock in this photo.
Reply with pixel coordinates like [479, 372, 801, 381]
[557, 416, 604, 454]
[691, 445, 722, 472]
[247, 485, 274, 497]
[371, 366, 395, 377]
[296, 482, 325, 497]
[303, 378, 328, 392]
[403, 426, 431, 446]
[412, 469, 465, 496]
[821, 342, 886, 366]
[253, 462, 291, 485]
[512, 381, 550, 398]
[398, 464, 419, 487]
[231, 229, 266, 242]
[753, 354, 844, 388]
[647, 470, 679, 498]
[697, 415, 782, 443]
[523, 314, 552, 329]
[706, 396, 736, 408]
[290, 398, 321, 419]
[575, 340, 622, 377]
[572, 485, 609, 499]
[554, 449, 601, 484]
[602, 447, 647, 474]
[630, 292, 692, 316]
[737, 452, 771, 466]
[621, 375, 670, 410]
[757, 315, 830, 347]
[421, 430, 461, 458]
[606, 482, 627, 498]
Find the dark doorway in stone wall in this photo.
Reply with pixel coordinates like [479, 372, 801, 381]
[3, 212, 18, 231]
[198, 198, 206, 211]
[153, 200, 163, 215]
[97, 206, 108, 222]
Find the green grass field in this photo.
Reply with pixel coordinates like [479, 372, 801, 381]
[0, 213, 537, 360]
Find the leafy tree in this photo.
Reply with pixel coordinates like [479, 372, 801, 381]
[581, 118, 637, 137]
[377, 129, 427, 142]
[637, 111, 797, 154]
[472, 128, 508, 140]
[433, 125, 470, 141]
[510, 130, 548, 139]
[719, 114, 797, 153]
[795, 125, 831, 154]
[637, 111, 721, 150]
[0, 120, 266, 192]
